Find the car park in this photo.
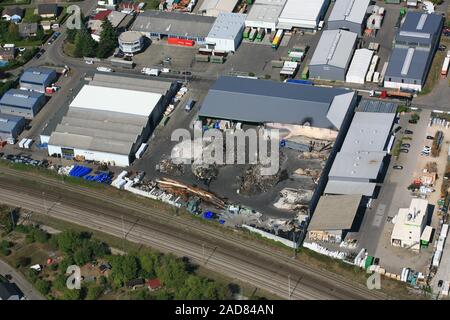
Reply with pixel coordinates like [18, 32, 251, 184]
[393, 165, 403, 170]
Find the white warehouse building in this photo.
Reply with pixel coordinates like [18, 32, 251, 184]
[245, 0, 286, 31]
[277, 0, 330, 30]
[206, 13, 247, 52]
[46, 75, 177, 166]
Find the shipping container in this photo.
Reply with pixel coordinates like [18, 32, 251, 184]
[195, 54, 210, 62]
[256, 28, 265, 41]
[210, 55, 224, 64]
[272, 29, 283, 49]
[243, 26, 251, 39]
[301, 66, 309, 79]
[293, 44, 308, 53]
[372, 72, 380, 83]
[168, 37, 195, 46]
[199, 48, 213, 55]
[271, 60, 284, 68]
[366, 70, 374, 82]
[213, 50, 226, 57]
[248, 28, 257, 41]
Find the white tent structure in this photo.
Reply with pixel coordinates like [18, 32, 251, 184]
[346, 49, 374, 84]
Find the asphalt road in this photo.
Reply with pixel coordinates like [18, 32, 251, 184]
[0, 166, 388, 300]
[0, 259, 45, 300]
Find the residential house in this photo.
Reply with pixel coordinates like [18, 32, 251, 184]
[0, 282, 24, 300]
[126, 278, 145, 290]
[18, 23, 38, 38]
[2, 7, 24, 24]
[38, 3, 59, 19]
[147, 278, 162, 291]
[0, 45, 15, 61]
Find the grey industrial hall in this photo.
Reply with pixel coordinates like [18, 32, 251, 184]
[327, 0, 371, 36]
[0, 89, 46, 119]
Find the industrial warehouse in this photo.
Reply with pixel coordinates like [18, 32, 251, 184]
[198, 0, 240, 17]
[309, 29, 357, 81]
[245, 0, 329, 31]
[327, 0, 371, 36]
[19, 67, 57, 93]
[44, 74, 177, 166]
[0, 112, 25, 144]
[205, 13, 246, 52]
[131, 10, 216, 45]
[0, 89, 46, 119]
[198, 76, 356, 131]
[384, 12, 443, 92]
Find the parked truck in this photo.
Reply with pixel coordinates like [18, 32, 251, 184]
[442, 56, 450, 77]
[256, 28, 265, 41]
[243, 26, 251, 39]
[141, 67, 160, 76]
[248, 28, 257, 41]
[195, 54, 210, 62]
[271, 29, 283, 49]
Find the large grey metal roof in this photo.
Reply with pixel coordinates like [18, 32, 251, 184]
[198, 76, 355, 129]
[20, 67, 56, 85]
[0, 112, 23, 133]
[0, 89, 44, 110]
[395, 12, 442, 47]
[357, 99, 397, 113]
[131, 11, 215, 38]
[385, 47, 429, 81]
[207, 13, 246, 40]
[90, 73, 173, 94]
[340, 112, 396, 153]
[308, 195, 362, 231]
[328, 0, 370, 25]
[310, 29, 357, 69]
[329, 151, 386, 180]
[324, 179, 376, 196]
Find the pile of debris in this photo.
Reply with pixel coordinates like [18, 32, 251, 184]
[156, 177, 226, 208]
[157, 158, 185, 176]
[293, 168, 322, 180]
[273, 188, 313, 211]
[192, 163, 219, 183]
[238, 164, 286, 195]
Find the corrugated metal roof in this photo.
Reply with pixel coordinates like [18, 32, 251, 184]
[199, 0, 240, 16]
[0, 112, 24, 133]
[308, 195, 362, 231]
[395, 12, 442, 47]
[346, 48, 374, 84]
[246, 3, 283, 26]
[0, 89, 44, 110]
[207, 13, 246, 40]
[328, 0, 370, 25]
[385, 47, 429, 81]
[279, 0, 328, 22]
[198, 76, 355, 129]
[310, 29, 357, 69]
[20, 67, 56, 85]
[329, 151, 386, 180]
[131, 11, 215, 38]
[357, 99, 397, 113]
[324, 180, 376, 196]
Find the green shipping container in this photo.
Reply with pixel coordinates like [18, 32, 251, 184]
[364, 256, 374, 269]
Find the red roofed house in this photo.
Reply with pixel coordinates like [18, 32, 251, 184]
[147, 278, 162, 291]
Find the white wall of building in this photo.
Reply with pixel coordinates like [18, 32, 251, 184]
[48, 145, 130, 167]
[384, 80, 422, 92]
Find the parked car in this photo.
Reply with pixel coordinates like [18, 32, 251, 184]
[438, 280, 444, 288]
[373, 258, 380, 265]
[182, 71, 192, 76]
[400, 149, 409, 153]
[404, 129, 413, 134]
[439, 44, 447, 51]
[426, 135, 434, 140]
[185, 99, 195, 112]
[401, 143, 411, 148]
[393, 165, 403, 170]
[394, 126, 402, 133]
[85, 60, 94, 65]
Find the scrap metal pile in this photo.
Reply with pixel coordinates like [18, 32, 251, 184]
[192, 163, 219, 182]
[156, 177, 226, 209]
[157, 158, 185, 176]
[238, 164, 286, 195]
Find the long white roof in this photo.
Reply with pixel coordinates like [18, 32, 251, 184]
[346, 48, 374, 84]
[328, 0, 371, 25]
[279, 0, 327, 22]
[69, 85, 162, 117]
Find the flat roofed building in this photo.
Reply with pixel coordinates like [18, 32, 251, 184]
[391, 198, 429, 251]
[198, 76, 356, 130]
[327, 0, 370, 35]
[0, 112, 25, 144]
[309, 29, 357, 81]
[198, 0, 240, 17]
[131, 11, 215, 44]
[245, 0, 286, 31]
[395, 12, 442, 49]
[277, 0, 329, 30]
[46, 75, 175, 166]
[345, 48, 374, 84]
[0, 89, 46, 119]
[206, 13, 246, 52]
[324, 180, 376, 196]
[20, 67, 57, 93]
[308, 194, 362, 242]
[329, 151, 386, 182]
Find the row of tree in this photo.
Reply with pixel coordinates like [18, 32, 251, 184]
[66, 18, 117, 59]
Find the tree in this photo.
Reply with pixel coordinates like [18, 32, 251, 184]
[61, 288, 81, 300]
[155, 254, 187, 289]
[1, 240, 11, 256]
[139, 251, 159, 278]
[73, 28, 96, 58]
[17, 256, 31, 268]
[6, 22, 20, 42]
[66, 28, 77, 43]
[73, 246, 92, 266]
[56, 230, 82, 254]
[35, 279, 51, 295]
[109, 254, 139, 287]
[0, 206, 17, 233]
[35, 27, 45, 41]
[86, 285, 103, 300]
[96, 18, 116, 58]
[53, 274, 67, 292]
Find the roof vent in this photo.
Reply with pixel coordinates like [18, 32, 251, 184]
[416, 14, 427, 30]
